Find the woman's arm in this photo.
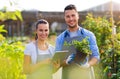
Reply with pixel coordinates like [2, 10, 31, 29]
[23, 55, 31, 74]
[23, 55, 51, 74]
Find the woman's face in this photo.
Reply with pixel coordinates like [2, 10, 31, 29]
[36, 23, 49, 41]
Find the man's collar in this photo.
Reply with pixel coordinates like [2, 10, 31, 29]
[65, 26, 82, 37]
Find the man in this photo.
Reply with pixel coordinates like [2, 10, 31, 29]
[55, 4, 100, 79]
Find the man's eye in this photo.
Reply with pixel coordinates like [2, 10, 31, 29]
[39, 29, 43, 31]
[45, 30, 48, 32]
[66, 16, 70, 18]
[72, 14, 75, 17]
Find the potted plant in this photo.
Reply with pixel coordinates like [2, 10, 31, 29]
[64, 37, 92, 62]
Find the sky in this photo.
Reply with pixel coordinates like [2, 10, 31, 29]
[0, 0, 120, 11]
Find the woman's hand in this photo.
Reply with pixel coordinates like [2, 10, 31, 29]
[37, 58, 51, 66]
[52, 59, 61, 73]
[42, 58, 51, 65]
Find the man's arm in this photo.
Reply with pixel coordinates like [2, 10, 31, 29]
[78, 30, 100, 68]
[88, 32, 100, 66]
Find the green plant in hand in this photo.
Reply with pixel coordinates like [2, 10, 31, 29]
[64, 37, 91, 55]
[72, 37, 91, 55]
[64, 37, 91, 62]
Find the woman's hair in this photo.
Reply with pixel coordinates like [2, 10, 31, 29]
[35, 19, 49, 40]
[64, 4, 77, 12]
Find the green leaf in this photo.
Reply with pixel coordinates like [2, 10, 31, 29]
[14, 10, 23, 21]
[0, 25, 7, 33]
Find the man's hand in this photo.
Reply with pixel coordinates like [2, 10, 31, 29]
[80, 62, 90, 68]
[66, 53, 90, 68]
[79, 58, 90, 68]
[66, 53, 75, 64]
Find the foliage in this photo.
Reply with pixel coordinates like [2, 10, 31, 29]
[114, 33, 120, 54]
[49, 31, 57, 37]
[64, 37, 91, 55]
[82, 13, 112, 49]
[82, 13, 120, 79]
[0, 0, 23, 22]
[0, 1, 25, 78]
[82, 13, 113, 59]
[0, 20, 25, 79]
[0, 10, 23, 22]
[0, 25, 7, 42]
[0, 25, 7, 33]
[0, 34, 5, 42]
[0, 40, 26, 79]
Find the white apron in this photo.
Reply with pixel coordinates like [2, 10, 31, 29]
[27, 41, 53, 79]
[62, 31, 95, 79]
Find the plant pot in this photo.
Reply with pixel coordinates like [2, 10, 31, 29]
[74, 49, 87, 63]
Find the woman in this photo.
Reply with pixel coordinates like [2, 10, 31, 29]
[23, 19, 55, 79]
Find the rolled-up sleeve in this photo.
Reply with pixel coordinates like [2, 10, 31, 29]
[24, 44, 31, 55]
[88, 33, 100, 61]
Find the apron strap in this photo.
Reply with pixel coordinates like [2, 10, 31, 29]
[35, 40, 39, 63]
[35, 40, 53, 63]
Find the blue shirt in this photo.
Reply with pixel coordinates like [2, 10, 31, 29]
[55, 27, 100, 60]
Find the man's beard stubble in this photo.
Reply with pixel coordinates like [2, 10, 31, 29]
[68, 24, 76, 28]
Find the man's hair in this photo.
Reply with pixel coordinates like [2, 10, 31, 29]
[64, 4, 77, 12]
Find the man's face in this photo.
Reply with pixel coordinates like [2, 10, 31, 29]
[64, 9, 79, 29]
